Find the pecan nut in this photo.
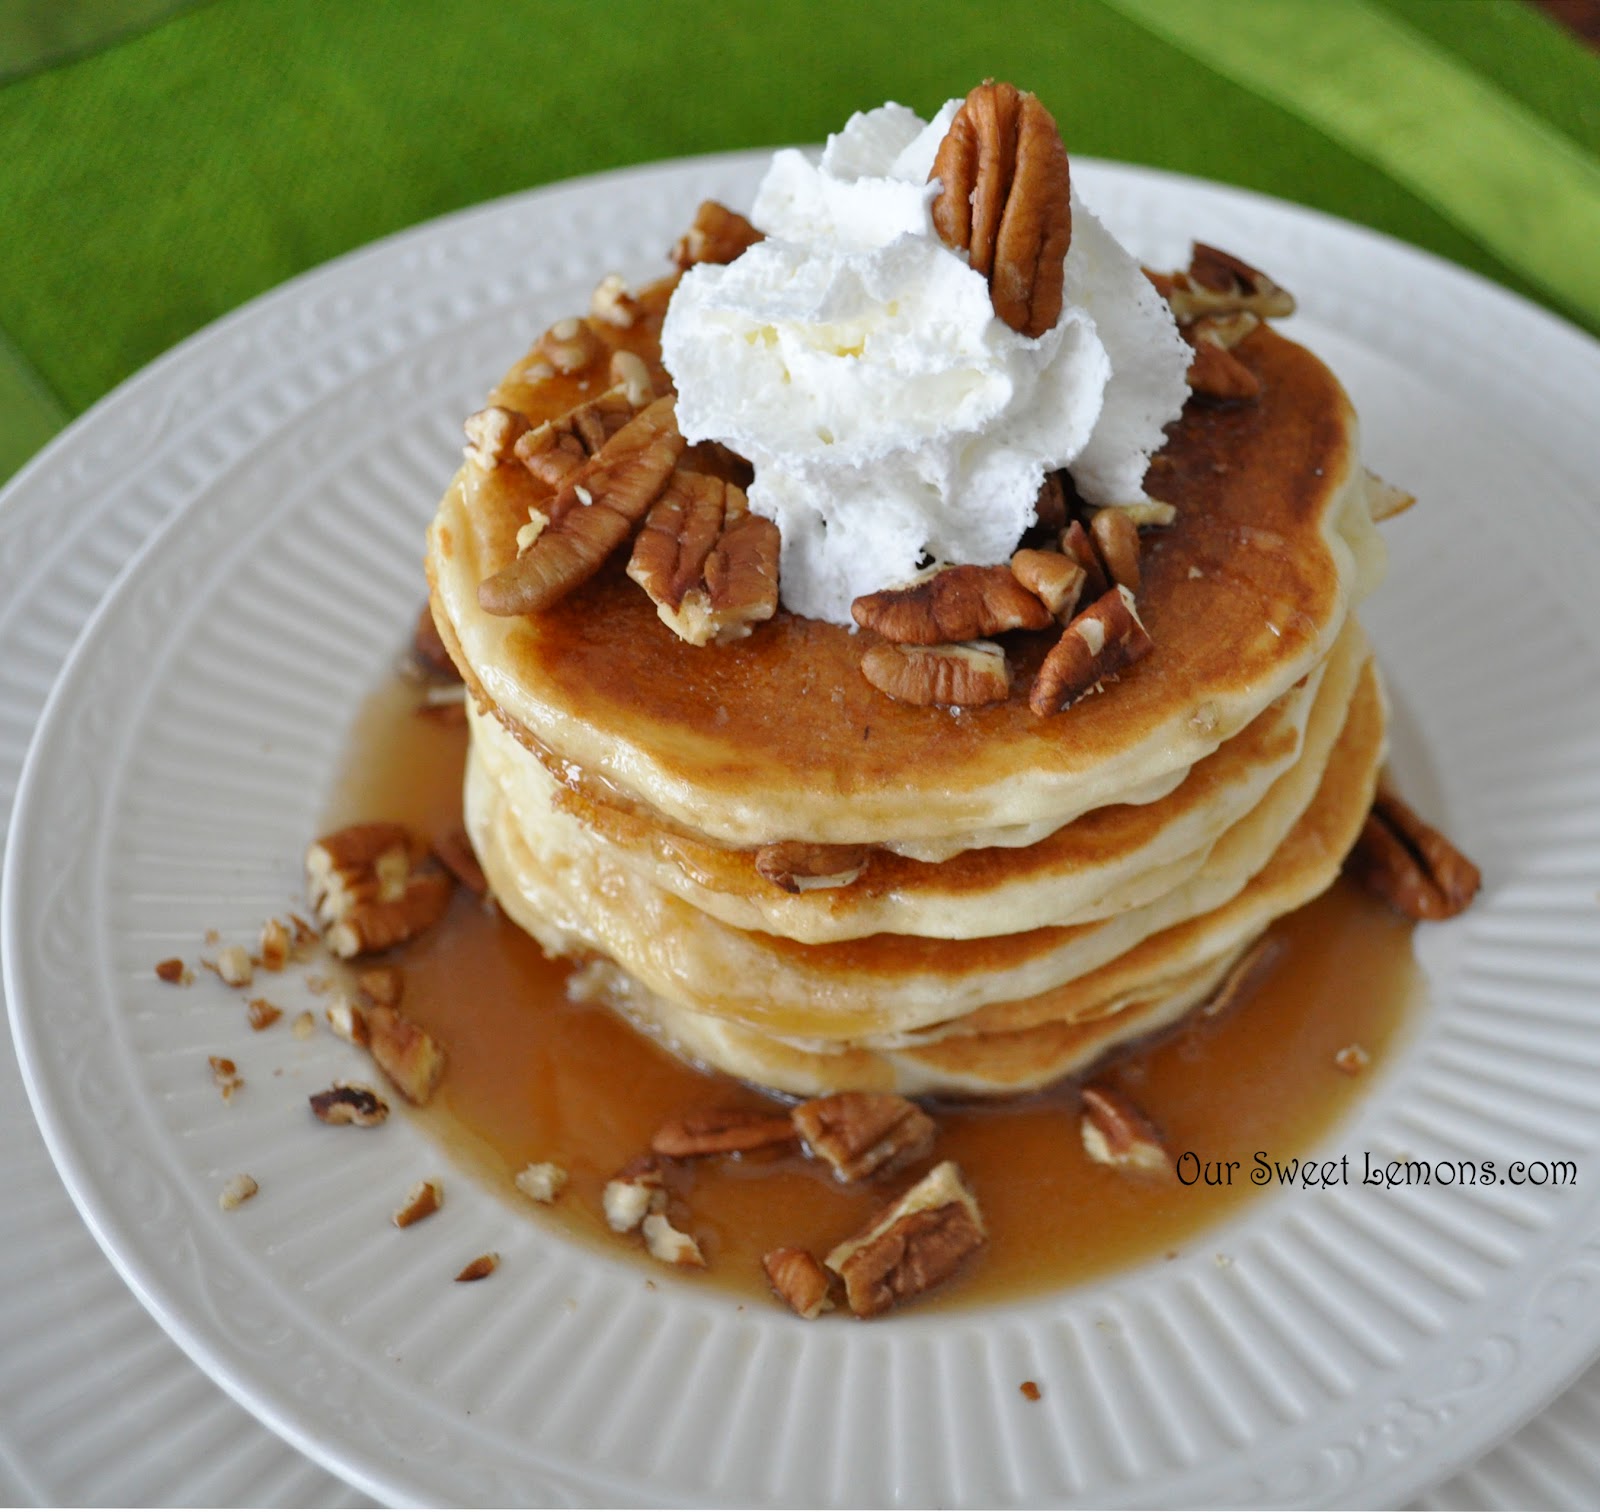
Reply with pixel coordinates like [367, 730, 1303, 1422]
[670, 200, 764, 270]
[305, 822, 453, 958]
[309, 1083, 390, 1127]
[1364, 468, 1416, 522]
[860, 640, 1012, 708]
[1029, 584, 1154, 715]
[793, 1091, 937, 1182]
[651, 1106, 800, 1159]
[824, 1161, 987, 1318]
[763, 1247, 834, 1319]
[753, 840, 872, 894]
[1088, 507, 1141, 592]
[513, 387, 638, 490]
[1344, 786, 1480, 920]
[1010, 548, 1086, 622]
[463, 405, 530, 470]
[1079, 1085, 1170, 1176]
[478, 397, 685, 616]
[930, 82, 1072, 337]
[852, 564, 1051, 644]
[364, 1005, 447, 1106]
[1150, 243, 1296, 324]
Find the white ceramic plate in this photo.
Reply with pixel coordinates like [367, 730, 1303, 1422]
[5, 154, 1600, 1508]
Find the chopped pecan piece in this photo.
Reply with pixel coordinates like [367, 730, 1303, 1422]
[432, 826, 486, 895]
[1010, 548, 1086, 622]
[793, 1092, 936, 1183]
[306, 822, 453, 958]
[364, 1005, 447, 1106]
[394, 1179, 442, 1228]
[589, 273, 640, 329]
[930, 82, 1072, 337]
[1089, 508, 1141, 591]
[257, 917, 290, 973]
[1334, 1043, 1371, 1076]
[209, 1055, 243, 1102]
[410, 603, 462, 681]
[291, 1009, 316, 1040]
[628, 472, 780, 644]
[514, 1162, 568, 1204]
[1364, 468, 1416, 522]
[245, 997, 282, 1031]
[207, 944, 254, 988]
[642, 1213, 706, 1268]
[1152, 243, 1296, 324]
[1029, 585, 1153, 716]
[763, 1247, 834, 1319]
[325, 995, 368, 1046]
[1020, 1380, 1043, 1402]
[478, 397, 685, 616]
[356, 965, 404, 1008]
[309, 1082, 390, 1127]
[463, 405, 530, 470]
[603, 1157, 667, 1233]
[1032, 472, 1068, 534]
[1344, 786, 1480, 920]
[537, 316, 601, 375]
[1079, 1085, 1170, 1176]
[1059, 520, 1110, 603]
[861, 640, 1012, 708]
[1185, 316, 1261, 402]
[155, 957, 193, 985]
[825, 1161, 987, 1318]
[455, 1253, 499, 1282]
[651, 1106, 799, 1159]
[512, 387, 638, 489]
[609, 349, 656, 407]
[754, 840, 871, 893]
[670, 199, 764, 270]
[852, 564, 1051, 644]
[218, 1174, 258, 1212]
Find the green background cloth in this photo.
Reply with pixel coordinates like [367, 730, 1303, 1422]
[1, 0, 1597, 485]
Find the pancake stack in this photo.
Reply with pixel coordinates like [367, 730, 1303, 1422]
[426, 251, 1392, 1100]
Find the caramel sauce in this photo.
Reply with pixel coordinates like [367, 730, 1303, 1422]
[327, 673, 1420, 1309]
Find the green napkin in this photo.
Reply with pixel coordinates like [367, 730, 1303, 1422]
[1, 0, 1596, 484]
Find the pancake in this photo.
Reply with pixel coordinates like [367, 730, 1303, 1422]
[469, 620, 1363, 943]
[429, 287, 1372, 850]
[463, 651, 1383, 1044]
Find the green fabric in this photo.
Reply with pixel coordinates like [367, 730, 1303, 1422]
[1104, 0, 1600, 330]
[0, 0, 209, 85]
[1, 0, 1596, 484]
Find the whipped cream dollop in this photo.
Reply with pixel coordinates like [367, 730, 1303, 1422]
[660, 101, 1191, 625]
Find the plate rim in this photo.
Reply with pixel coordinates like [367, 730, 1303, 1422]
[6, 148, 1600, 1509]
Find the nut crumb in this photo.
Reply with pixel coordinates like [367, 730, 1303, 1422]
[763, 1247, 833, 1318]
[208, 1055, 243, 1102]
[603, 1159, 667, 1233]
[245, 998, 282, 1031]
[356, 966, 404, 1007]
[455, 1253, 499, 1283]
[290, 1009, 316, 1040]
[309, 1082, 389, 1127]
[642, 1212, 706, 1268]
[258, 918, 290, 972]
[324, 995, 368, 1046]
[205, 944, 254, 988]
[1333, 1043, 1371, 1076]
[514, 1162, 569, 1204]
[393, 1179, 443, 1228]
[154, 957, 193, 985]
[1019, 1380, 1042, 1402]
[218, 1173, 258, 1211]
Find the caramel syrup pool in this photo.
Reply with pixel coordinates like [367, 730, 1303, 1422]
[326, 672, 1420, 1310]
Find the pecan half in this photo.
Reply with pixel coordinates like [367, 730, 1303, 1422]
[1010, 549, 1086, 622]
[305, 822, 453, 959]
[478, 398, 685, 616]
[824, 1161, 987, 1318]
[670, 199, 764, 270]
[930, 82, 1072, 337]
[793, 1091, 936, 1183]
[651, 1106, 800, 1159]
[1029, 584, 1153, 715]
[1079, 1085, 1170, 1176]
[763, 1247, 834, 1319]
[364, 1005, 447, 1106]
[753, 840, 872, 894]
[628, 473, 780, 644]
[860, 640, 1012, 708]
[852, 564, 1051, 644]
[1344, 786, 1480, 920]
[309, 1083, 390, 1127]
[1059, 519, 1110, 603]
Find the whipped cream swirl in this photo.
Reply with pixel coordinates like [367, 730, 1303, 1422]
[661, 101, 1191, 625]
